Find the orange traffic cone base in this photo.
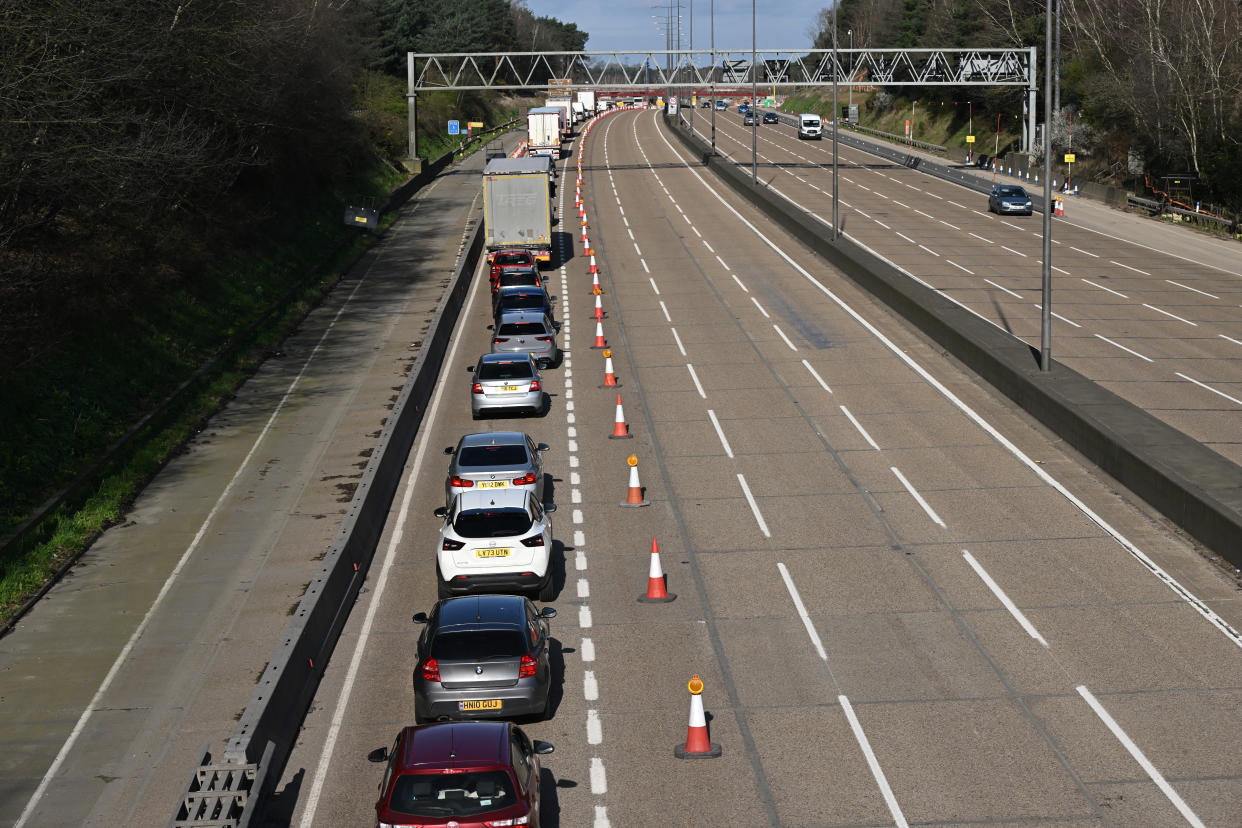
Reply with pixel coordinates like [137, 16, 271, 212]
[638, 577, 676, 603]
[675, 740, 722, 759]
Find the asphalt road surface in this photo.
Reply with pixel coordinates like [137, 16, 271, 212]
[693, 111, 1242, 467]
[274, 109, 1242, 828]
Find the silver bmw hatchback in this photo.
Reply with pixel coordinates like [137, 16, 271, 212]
[412, 594, 557, 723]
[444, 431, 548, 507]
[490, 311, 557, 368]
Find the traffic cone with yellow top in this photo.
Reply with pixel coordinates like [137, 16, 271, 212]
[675, 675, 721, 758]
[620, 454, 648, 507]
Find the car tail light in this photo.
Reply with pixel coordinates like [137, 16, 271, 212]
[484, 815, 530, 827]
[512, 472, 537, 486]
[472, 383, 484, 394]
[450, 475, 475, 488]
[529, 380, 540, 392]
[442, 538, 465, 550]
[421, 658, 440, 681]
[534, 335, 552, 342]
[520, 534, 544, 548]
[518, 654, 537, 678]
[492, 337, 509, 344]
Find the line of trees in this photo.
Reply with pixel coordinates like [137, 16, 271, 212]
[812, 0, 1242, 209]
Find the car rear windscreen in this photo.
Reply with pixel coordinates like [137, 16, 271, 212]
[494, 253, 531, 266]
[390, 771, 518, 818]
[453, 509, 533, 537]
[497, 322, 547, 336]
[501, 295, 546, 309]
[431, 629, 527, 659]
[457, 445, 528, 466]
[477, 362, 534, 380]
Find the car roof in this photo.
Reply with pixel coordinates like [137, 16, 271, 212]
[496, 311, 551, 324]
[436, 594, 528, 631]
[496, 285, 548, 296]
[479, 352, 536, 364]
[458, 431, 529, 448]
[398, 721, 511, 770]
[453, 488, 531, 511]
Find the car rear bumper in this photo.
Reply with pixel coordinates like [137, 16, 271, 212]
[472, 390, 543, 415]
[440, 569, 551, 596]
[415, 681, 548, 721]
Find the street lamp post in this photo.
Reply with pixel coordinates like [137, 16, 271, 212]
[847, 29, 853, 113]
[1040, 0, 1054, 371]
[751, 0, 757, 184]
[710, 0, 715, 153]
[910, 99, 917, 145]
[831, 4, 839, 237]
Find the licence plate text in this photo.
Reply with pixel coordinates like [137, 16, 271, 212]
[459, 699, 502, 711]
[476, 548, 510, 558]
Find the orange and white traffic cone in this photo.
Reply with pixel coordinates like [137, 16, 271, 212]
[600, 349, 619, 387]
[638, 538, 676, 602]
[589, 255, 598, 275]
[581, 226, 589, 244]
[620, 454, 648, 507]
[592, 294, 605, 321]
[609, 394, 631, 439]
[591, 271, 602, 293]
[591, 321, 606, 349]
[674, 675, 721, 758]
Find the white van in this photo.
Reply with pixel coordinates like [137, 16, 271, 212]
[798, 114, 822, 140]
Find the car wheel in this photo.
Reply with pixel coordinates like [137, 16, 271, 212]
[537, 575, 556, 602]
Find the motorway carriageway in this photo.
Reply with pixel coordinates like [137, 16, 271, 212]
[279, 109, 1242, 827]
[693, 112, 1242, 469]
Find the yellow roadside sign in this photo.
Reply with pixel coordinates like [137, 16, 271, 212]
[1064, 153, 1076, 163]
[468, 121, 484, 129]
[965, 135, 975, 143]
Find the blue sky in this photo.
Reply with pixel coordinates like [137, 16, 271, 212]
[522, 0, 828, 54]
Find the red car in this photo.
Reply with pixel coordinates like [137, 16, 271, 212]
[369, 720, 553, 827]
[488, 249, 537, 289]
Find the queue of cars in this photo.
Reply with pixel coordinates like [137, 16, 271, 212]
[369, 243, 563, 827]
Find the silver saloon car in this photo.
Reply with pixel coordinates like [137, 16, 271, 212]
[444, 431, 549, 507]
[490, 311, 558, 368]
[412, 594, 557, 723]
[470, 353, 544, 419]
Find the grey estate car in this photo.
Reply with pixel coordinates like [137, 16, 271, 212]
[470, 353, 545, 419]
[490, 311, 557, 367]
[412, 594, 557, 722]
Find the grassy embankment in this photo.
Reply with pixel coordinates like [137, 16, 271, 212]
[0, 76, 519, 625]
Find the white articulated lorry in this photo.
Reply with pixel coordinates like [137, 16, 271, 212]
[483, 156, 554, 265]
[527, 107, 562, 159]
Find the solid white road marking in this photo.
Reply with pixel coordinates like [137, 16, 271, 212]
[731, 274, 749, 292]
[707, 409, 734, 458]
[962, 550, 1049, 646]
[841, 405, 880, 450]
[918, 244, 941, 257]
[1071, 246, 1100, 257]
[1175, 373, 1242, 406]
[802, 359, 832, 393]
[737, 473, 771, 537]
[896, 232, 917, 244]
[891, 466, 946, 527]
[649, 277, 660, 294]
[751, 296, 770, 317]
[1095, 334, 1154, 362]
[1220, 334, 1242, 347]
[1001, 245, 1027, 257]
[1076, 686, 1206, 827]
[659, 300, 671, 322]
[686, 363, 707, 398]
[777, 562, 828, 660]
[948, 260, 974, 274]
[296, 256, 482, 828]
[969, 232, 995, 244]
[839, 695, 911, 828]
[1033, 304, 1083, 328]
[1143, 303, 1197, 326]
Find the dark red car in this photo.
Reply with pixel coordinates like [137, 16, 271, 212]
[369, 720, 553, 827]
[488, 249, 537, 289]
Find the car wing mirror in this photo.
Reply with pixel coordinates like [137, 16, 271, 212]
[537, 443, 550, 452]
[544, 503, 557, 513]
[539, 606, 558, 619]
[533, 741, 555, 755]
[412, 612, 429, 624]
[367, 747, 389, 763]
[486, 324, 494, 330]
[444, 446, 456, 454]
[433, 506, 448, 518]
[465, 365, 476, 372]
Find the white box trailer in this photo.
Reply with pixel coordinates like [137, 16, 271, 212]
[527, 107, 562, 159]
[576, 90, 596, 115]
[545, 98, 573, 138]
[483, 157, 554, 265]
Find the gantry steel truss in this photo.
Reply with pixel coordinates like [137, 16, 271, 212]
[402, 47, 1038, 157]
[407, 48, 1036, 91]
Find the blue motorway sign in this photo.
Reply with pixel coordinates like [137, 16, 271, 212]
[447, 120, 460, 135]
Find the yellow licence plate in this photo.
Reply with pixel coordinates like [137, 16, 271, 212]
[500, 385, 522, 392]
[476, 548, 510, 558]
[477, 480, 507, 489]
[459, 699, 502, 711]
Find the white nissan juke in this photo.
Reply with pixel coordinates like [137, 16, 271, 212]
[433, 488, 556, 601]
